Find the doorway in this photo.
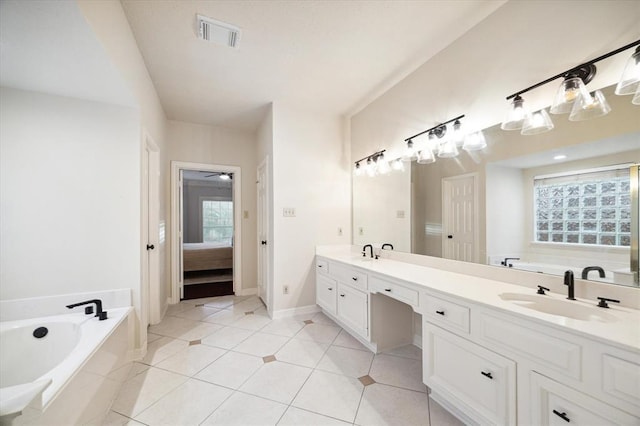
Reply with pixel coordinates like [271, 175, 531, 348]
[442, 173, 479, 262]
[171, 162, 242, 302]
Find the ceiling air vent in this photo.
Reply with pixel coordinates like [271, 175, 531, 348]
[197, 14, 241, 49]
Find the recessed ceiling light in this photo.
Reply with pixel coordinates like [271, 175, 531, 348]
[553, 154, 567, 160]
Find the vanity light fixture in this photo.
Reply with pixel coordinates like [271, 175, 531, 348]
[353, 150, 389, 177]
[462, 130, 487, 151]
[376, 152, 391, 175]
[502, 39, 640, 134]
[391, 158, 405, 171]
[353, 162, 364, 176]
[417, 148, 436, 164]
[401, 140, 417, 162]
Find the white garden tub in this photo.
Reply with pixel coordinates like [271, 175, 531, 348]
[0, 307, 131, 420]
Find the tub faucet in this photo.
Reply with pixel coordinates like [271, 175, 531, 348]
[362, 244, 374, 258]
[564, 270, 576, 300]
[501, 257, 520, 267]
[581, 266, 606, 280]
[66, 299, 108, 320]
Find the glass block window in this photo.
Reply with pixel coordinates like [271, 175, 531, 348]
[534, 165, 631, 246]
[202, 200, 233, 244]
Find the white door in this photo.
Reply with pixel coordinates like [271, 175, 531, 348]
[257, 158, 271, 312]
[442, 174, 478, 262]
[142, 134, 161, 325]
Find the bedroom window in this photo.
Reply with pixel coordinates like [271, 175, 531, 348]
[534, 165, 631, 246]
[201, 199, 233, 244]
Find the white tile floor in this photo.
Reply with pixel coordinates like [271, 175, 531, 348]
[104, 295, 464, 426]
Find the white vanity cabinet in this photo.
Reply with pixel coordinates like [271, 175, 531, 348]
[315, 258, 369, 340]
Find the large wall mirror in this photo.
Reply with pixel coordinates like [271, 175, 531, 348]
[353, 85, 640, 287]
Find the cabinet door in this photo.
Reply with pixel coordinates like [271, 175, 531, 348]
[337, 283, 368, 338]
[423, 324, 516, 425]
[530, 372, 639, 425]
[316, 274, 337, 315]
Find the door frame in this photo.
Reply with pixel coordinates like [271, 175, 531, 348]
[257, 156, 272, 314]
[442, 172, 479, 263]
[170, 161, 242, 303]
[141, 130, 161, 328]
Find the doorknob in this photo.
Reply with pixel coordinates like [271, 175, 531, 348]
[146, 244, 155, 250]
[447, 235, 453, 239]
[261, 240, 267, 245]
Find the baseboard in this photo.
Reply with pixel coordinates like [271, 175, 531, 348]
[238, 287, 258, 296]
[272, 304, 320, 320]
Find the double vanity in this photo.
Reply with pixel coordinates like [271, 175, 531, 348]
[315, 245, 640, 425]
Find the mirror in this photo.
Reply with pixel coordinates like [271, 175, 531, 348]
[353, 85, 640, 286]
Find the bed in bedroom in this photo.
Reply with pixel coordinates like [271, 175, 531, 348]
[182, 242, 234, 299]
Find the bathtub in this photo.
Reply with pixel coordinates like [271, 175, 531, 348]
[0, 307, 131, 424]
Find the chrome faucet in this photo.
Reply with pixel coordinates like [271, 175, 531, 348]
[581, 266, 605, 280]
[362, 244, 374, 258]
[564, 270, 576, 300]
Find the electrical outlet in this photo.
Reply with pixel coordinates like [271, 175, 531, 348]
[283, 208, 296, 217]
[283, 285, 289, 295]
[338, 227, 343, 236]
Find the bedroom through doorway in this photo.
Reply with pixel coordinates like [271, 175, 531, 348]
[180, 169, 236, 300]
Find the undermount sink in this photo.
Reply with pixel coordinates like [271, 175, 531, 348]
[499, 293, 618, 323]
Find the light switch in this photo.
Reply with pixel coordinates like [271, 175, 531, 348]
[397, 210, 405, 218]
[243, 210, 249, 219]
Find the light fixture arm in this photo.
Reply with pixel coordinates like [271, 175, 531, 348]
[505, 39, 640, 100]
[404, 114, 465, 142]
[354, 149, 386, 165]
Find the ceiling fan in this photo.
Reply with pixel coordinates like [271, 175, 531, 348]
[204, 172, 233, 180]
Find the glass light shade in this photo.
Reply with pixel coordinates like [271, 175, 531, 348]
[462, 131, 487, 151]
[615, 48, 640, 95]
[633, 86, 640, 106]
[391, 159, 405, 171]
[416, 149, 436, 164]
[365, 158, 376, 177]
[500, 96, 529, 130]
[376, 154, 391, 175]
[521, 109, 554, 135]
[353, 162, 364, 176]
[569, 90, 611, 121]
[401, 140, 417, 162]
[550, 77, 591, 114]
[449, 121, 465, 145]
[437, 139, 459, 158]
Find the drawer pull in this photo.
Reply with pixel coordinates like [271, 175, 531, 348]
[340, 294, 346, 297]
[318, 265, 323, 268]
[435, 310, 445, 316]
[352, 277, 358, 281]
[552, 410, 570, 422]
[480, 371, 493, 380]
[328, 288, 333, 291]
[384, 288, 392, 292]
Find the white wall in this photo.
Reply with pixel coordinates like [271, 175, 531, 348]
[167, 120, 258, 292]
[0, 87, 140, 300]
[78, 0, 170, 324]
[486, 165, 525, 262]
[271, 103, 351, 312]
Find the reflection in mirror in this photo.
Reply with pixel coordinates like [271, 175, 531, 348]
[352, 85, 640, 286]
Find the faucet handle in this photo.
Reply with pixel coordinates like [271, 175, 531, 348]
[596, 297, 620, 308]
[536, 285, 550, 295]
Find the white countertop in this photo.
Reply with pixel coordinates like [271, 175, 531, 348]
[316, 245, 640, 352]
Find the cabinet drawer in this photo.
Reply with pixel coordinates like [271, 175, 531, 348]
[316, 259, 329, 274]
[369, 275, 418, 307]
[316, 274, 336, 315]
[477, 312, 582, 380]
[530, 372, 638, 425]
[424, 293, 470, 334]
[424, 325, 516, 425]
[329, 262, 368, 290]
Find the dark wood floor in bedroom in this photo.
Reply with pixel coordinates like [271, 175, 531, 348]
[182, 281, 234, 300]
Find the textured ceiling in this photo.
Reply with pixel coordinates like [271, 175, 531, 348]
[121, 0, 506, 130]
